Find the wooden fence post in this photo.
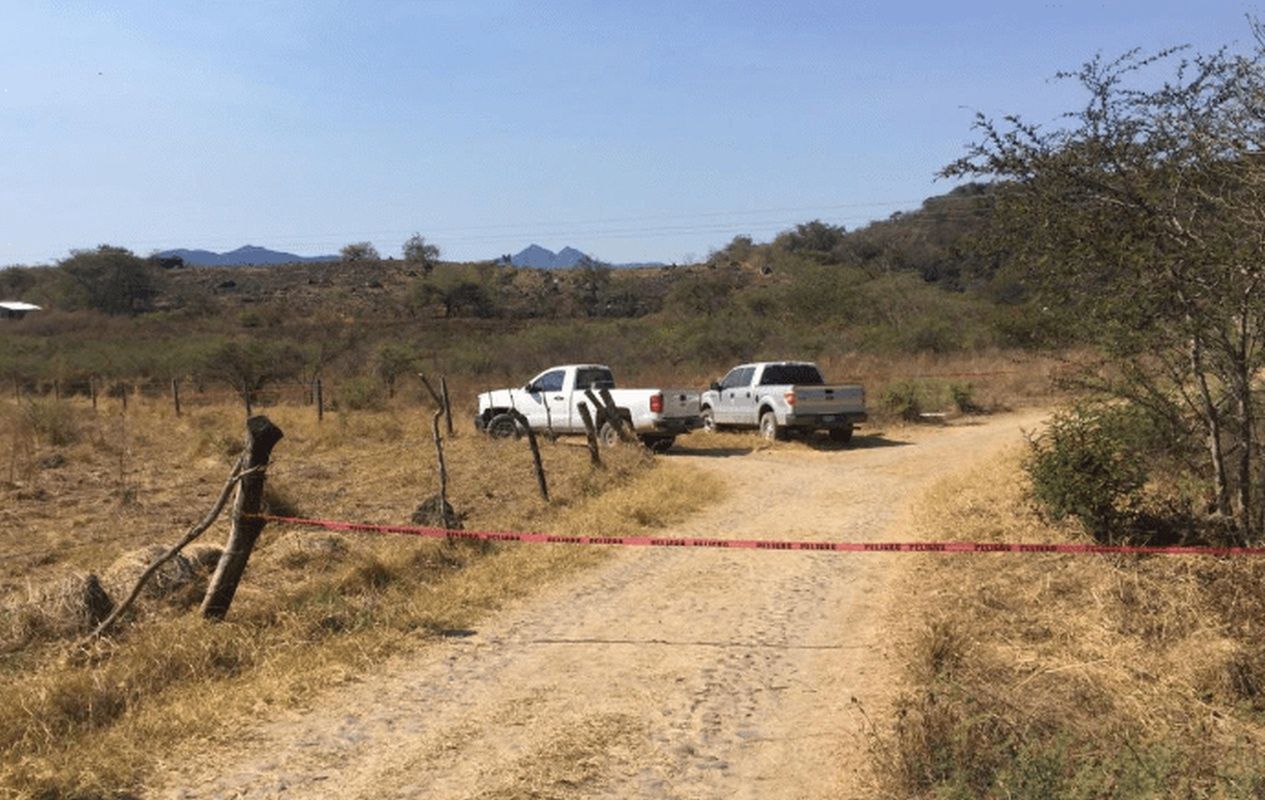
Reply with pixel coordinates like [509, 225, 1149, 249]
[171, 378, 182, 417]
[577, 402, 602, 467]
[242, 381, 253, 416]
[417, 374, 454, 527]
[508, 409, 549, 502]
[120, 383, 128, 412]
[441, 376, 454, 437]
[53, 380, 60, 401]
[315, 379, 324, 422]
[200, 416, 284, 620]
[598, 388, 637, 443]
[90, 376, 98, 411]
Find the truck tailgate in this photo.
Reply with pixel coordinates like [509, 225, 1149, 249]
[660, 388, 701, 418]
[792, 384, 864, 415]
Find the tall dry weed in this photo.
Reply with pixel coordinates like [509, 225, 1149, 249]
[869, 447, 1265, 798]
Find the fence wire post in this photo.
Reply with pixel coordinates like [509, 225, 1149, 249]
[508, 409, 549, 502]
[577, 402, 602, 467]
[200, 415, 284, 620]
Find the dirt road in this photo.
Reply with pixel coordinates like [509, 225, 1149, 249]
[158, 412, 1043, 799]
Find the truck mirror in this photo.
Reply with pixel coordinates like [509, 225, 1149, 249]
[524, 383, 536, 393]
[709, 381, 721, 392]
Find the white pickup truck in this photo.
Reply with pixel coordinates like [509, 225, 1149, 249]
[700, 361, 867, 443]
[475, 364, 702, 452]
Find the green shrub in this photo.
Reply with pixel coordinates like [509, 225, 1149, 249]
[337, 376, 385, 411]
[949, 381, 981, 413]
[882, 380, 925, 421]
[22, 400, 79, 446]
[1024, 404, 1147, 541]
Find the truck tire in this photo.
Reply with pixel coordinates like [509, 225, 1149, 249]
[486, 413, 520, 439]
[828, 423, 854, 444]
[598, 421, 622, 447]
[759, 410, 783, 442]
[700, 406, 718, 433]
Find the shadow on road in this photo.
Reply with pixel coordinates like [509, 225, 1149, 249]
[667, 432, 912, 457]
[521, 637, 860, 651]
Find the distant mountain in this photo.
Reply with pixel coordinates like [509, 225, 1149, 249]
[509, 244, 664, 269]
[158, 245, 338, 267]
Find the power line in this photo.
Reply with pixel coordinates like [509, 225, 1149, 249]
[2, 194, 998, 264]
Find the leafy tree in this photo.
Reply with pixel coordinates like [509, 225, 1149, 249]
[411, 264, 500, 318]
[375, 342, 418, 397]
[402, 233, 441, 274]
[58, 245, 161, 315]
[574, 257, 611, 317]
[774, 220, 847, 256]
[340, 242, 380, 263]
[197, 340, 303, 409]
[944, 29, 1265, 537]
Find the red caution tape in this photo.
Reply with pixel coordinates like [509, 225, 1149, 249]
[254, 515, 1265, 557]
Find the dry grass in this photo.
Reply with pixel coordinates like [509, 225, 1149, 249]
[0, 395, 723, 799]
[868, 447, 1265, 799]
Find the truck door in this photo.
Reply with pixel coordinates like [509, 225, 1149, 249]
[717, 366, 755, 424]
[732, 366, 759, 425]
[523, 368, 567, 432]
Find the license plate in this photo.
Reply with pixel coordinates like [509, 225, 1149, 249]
[823, 415, 837, 422]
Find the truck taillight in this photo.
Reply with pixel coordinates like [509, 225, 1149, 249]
[784, 390, 796, 406]
[650, 393, 664, 413]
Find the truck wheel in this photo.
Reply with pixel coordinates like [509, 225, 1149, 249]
[828, 424, 854, 444]
[701, 406, 719, 433]
[759, 411, 783, 442]
[598, 421, 622, 447]
[486, 413, 520, 439]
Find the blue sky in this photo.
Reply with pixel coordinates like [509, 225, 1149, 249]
[0, 1, 1258, 266]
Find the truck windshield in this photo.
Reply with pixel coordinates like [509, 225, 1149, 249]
[575, 367, 616, 390]
[760, 364, 824, 385]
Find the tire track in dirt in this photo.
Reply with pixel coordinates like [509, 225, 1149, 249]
[157, 412, 1044, 800]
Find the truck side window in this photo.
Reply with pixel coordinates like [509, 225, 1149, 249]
[575, 368, 615, 390]
[534, 370, 566, 393]
[719, 369, 743, 390]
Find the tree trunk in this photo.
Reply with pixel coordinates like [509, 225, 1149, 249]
[1191, 338, 1232, 516]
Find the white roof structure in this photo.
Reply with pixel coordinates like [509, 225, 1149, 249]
[0, 301, 42, 312]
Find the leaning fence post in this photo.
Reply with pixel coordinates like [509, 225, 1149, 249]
[242, 381, 253, 416]
[200, 415, 284, 620]
[171, 378, 182, 417]
[577, 402, 602, 467]
[508, 409, 549, 502]
[598, 388, 636, 442]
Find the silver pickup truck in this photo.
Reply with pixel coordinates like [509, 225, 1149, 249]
[700, 361, 867, 443]
[476, 364, 702, 451]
